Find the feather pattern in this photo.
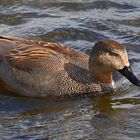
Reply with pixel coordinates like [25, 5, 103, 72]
[0, 36, 117, 98]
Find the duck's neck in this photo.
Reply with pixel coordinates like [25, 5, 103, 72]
[90, 69, 114, 85]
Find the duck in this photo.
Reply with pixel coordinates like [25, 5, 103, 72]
[0, 35, 139, 98]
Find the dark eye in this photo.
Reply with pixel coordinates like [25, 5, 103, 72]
[108, 50, 118, 56]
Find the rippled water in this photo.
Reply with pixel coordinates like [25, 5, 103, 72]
[0, 0, 140, 139]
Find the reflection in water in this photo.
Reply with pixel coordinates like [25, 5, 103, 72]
[0, 0, 140, 139]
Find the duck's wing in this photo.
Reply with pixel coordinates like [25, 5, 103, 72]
[0, 36, 88, 72]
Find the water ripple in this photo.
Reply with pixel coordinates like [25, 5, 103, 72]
[0, 0, 140, 139]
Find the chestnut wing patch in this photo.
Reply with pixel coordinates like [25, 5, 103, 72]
[6, 43, 67, 72]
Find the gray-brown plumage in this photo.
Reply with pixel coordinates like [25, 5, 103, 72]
[0, 36, 138, 98]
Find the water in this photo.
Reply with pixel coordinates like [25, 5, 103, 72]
[0, 0, 140, 139]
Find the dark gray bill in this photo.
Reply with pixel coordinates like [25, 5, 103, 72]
[118, 66, 140, 87]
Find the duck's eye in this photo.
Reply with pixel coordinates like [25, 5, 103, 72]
[108, 50, 118, 57]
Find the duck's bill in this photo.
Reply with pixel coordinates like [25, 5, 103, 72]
[118, 66, 140, 87]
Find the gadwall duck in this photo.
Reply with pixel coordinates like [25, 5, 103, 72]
[0, 36, 139, 98]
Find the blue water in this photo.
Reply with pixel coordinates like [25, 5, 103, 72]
[0, 0, 140, 139]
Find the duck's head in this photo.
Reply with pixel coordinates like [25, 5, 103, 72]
[89, 39, 140, 87]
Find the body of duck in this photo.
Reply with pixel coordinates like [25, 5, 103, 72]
[0, 36, 139, 98]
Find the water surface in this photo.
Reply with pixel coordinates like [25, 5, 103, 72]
[0, 0, 140, 139]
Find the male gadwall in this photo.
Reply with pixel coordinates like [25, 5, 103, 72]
[0, 36, 139, 98]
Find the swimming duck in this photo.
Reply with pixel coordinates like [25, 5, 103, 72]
[0, 36, 139, 98]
